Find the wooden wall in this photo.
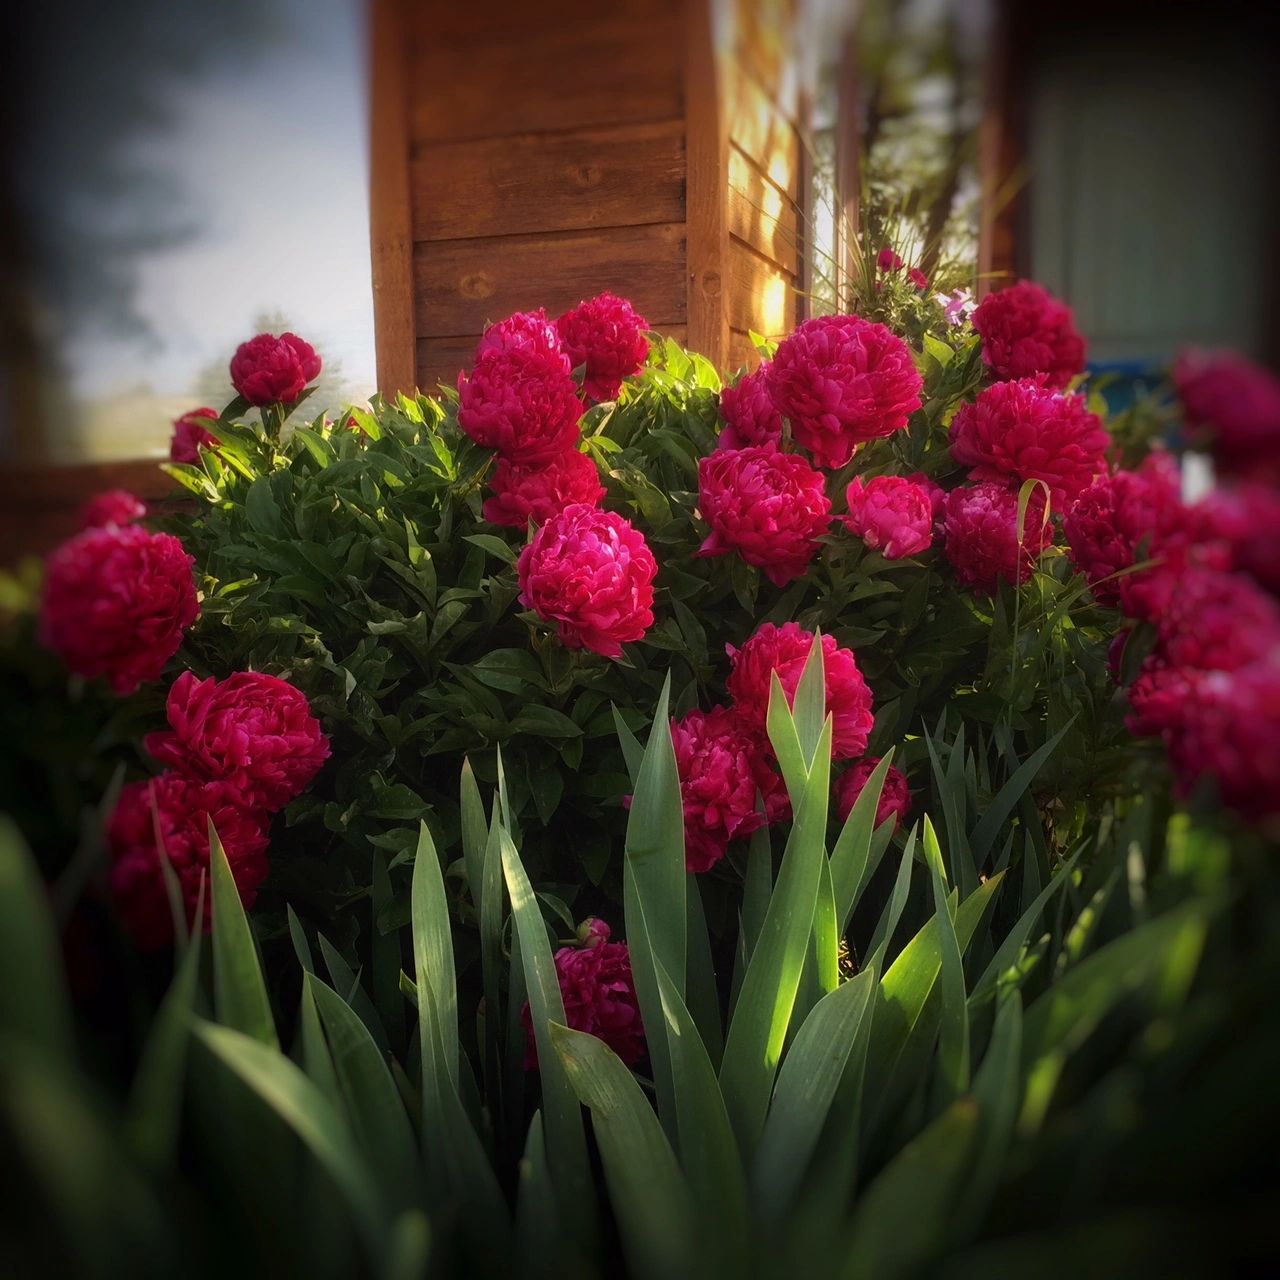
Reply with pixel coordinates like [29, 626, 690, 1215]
[371, 0, 808, 393]
[724, 0, 805, 371]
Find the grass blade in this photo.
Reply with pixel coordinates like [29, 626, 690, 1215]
[923, 817, 970, 1098]
[210, 820, 276, 1048]
[830, 752, 894, 934]
[410, 820, 457, 1088]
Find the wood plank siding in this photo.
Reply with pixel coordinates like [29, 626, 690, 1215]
[370, 0, 810, 393]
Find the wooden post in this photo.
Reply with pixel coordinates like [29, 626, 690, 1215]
[368, 0, 417, 397]
[684, 0, 731, 368]
[977, 0, 1026, 296]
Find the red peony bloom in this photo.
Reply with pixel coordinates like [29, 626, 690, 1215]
[950, 377, 1110, 505]
[1174, 348, 1280, 481]
[107, 774, 270, 949]
[972, 281, 1087, 389]
[834, 757, 913, 832]
[727, 622, 874, 760]
[1147, 568, 1280, 675]
[1064, 455, 1189, 608]
[907, 471, 947, 521]
[145, 670, 330, 812]
[230, 332, 322, 406]
[483, 449, 606, 529]
[767, 315, 924, 469]
[458, 345, 584, 464]
[719, 364, 784, 450]
[843, 475, 935, 559]
[907, 267, 929, 290]
[1125, 666, 1203, 741]
[942, 481, 1053, 595]
[877, 246, 904, 272]
[1164, 661, 1280, 821]
[697, 446, 832, 587]
[1199, 483, 1280, 596]
[40, 525, 199, 695]
[517, 503, 657, 658]
[170, 407, 220, 464]
[522, 919, 644, 1067]
[80, 489, 146, 530]
[555, 293, 650, 402]
[477, 308, 566, 363]
[668, 706, 786, 873]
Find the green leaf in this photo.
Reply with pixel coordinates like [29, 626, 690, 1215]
[967, 719, 1075, 867]
[510, 706, 583, 738]
[612, 705, 645, 783]
[0, 816, 72, 1055]
[830, 751, 896, 934]
[865, 827, 917, 971]
[791, 628, 827, 766]
[841, 1099, 980, 1280]
[245, 474, 286, 537]
[193, 1020, 388, 1260]
[462, 533, 519, 565]
[924, 817, 970, 1097]
[551, 1023, 695, 1280]
[287, 904, 316, 976]
[459, 757, 488, 912]
[210, 820, 277, 1048]
[766, 672, 809, 802]
[500, 824, 595, 1243]
[753, 967, 876, 1214]
[410, 821, 458, 1088]
[513, 1113, 562, 1280]
[125, 878, 205, 1168]
[684, 875, 723, 1067]
[317, 933, 389, 1056]
[307, 973, 420, 1210]
[720, 718, 832, 1153]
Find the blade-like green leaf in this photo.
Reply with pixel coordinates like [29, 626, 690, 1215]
[551, 1023, 695, 1280]
[410, 820, 457, 1088]
[126, 877, 205, 1168]
[384, 1212, 431, 1280]
[791, 627, 827, 765]
[766, 671, 808, 802]
[612, 705, 645, 784]
[194, 1020, 387, 1260]
[684, 875, 723, 1067]
[968, 719, 1075, 866]
[298, 975, 341, 1101]
[287, 904, 316, 976]
[514, 1113, 562, 1280]
[371, 847, 405, 1050]
[970, 848, 1081, 1006]
[460, 757, 488, 908]
[924, 817, 970, 1097]
[318, 933, 389, 1056]
[210, 820, 276, 1049]
[830, 753, 894, 935]
[841, 1099, 980, 1280]
[753, 967, 876, 1214]
[865, 826, 918, 971]
[720, 717, 832, 1153]
[0, 816, 73, 1055]
[499, 824, 594, 1240]
[307, 973, 420, 1209]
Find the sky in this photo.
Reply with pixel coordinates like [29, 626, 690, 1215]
[16, 0, 376, 459]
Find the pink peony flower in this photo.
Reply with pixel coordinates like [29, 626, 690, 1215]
[230, 333, 322, 406]
[107, 774, 270, 949]
[522, 919, 644, 1067]
[144, 670, 330, 812]
[555, 293, 650, 402]
[1064, 456, 1189, 608]
[834, 758, 912, 831]
[942, 481, 1053, 595]
[80, 489, 146, 530]
[170, 407, 220, 464]
[1147, 569, 1280, 675]
[40, 525, 199, 695]
[1164, 661, 1280, 820]
[1125, 666, 1203, 741]
[877, 247, 904, 272]
[1199, 483, 1280, 595]
[727, 622, 874, 760]
[843, 475, 935, 559]
[483, 450, 606, 528]
[907, 267, 929, 290]
[950, 377, 1110, 505]
[517, 504, 657, 658]
[767, 315, 924, 469]
[907, 471, 947, 521]
[718, 365, 784, 450]
[1174, 349, 1280, 481]
[477, 308, 566, 363]
[697, 446, 832, 586]
[668, 706, 786, 872]
[972, 281, 1087, 388]
[458, 346, 584, 464]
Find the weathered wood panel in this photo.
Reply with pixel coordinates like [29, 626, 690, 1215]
[728, 327, 766, 372]
[406, 0, 679, 46]
[727, 65, 802, 200]
[414, 223, 687, 338]
[412, 122, 685, 243]
[408, 13, 683, 144]
[728, 238, 796, 336]
[416, 324, 689, 391]
[728, 145, 800, 273]
[733, 0, 801, 123]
